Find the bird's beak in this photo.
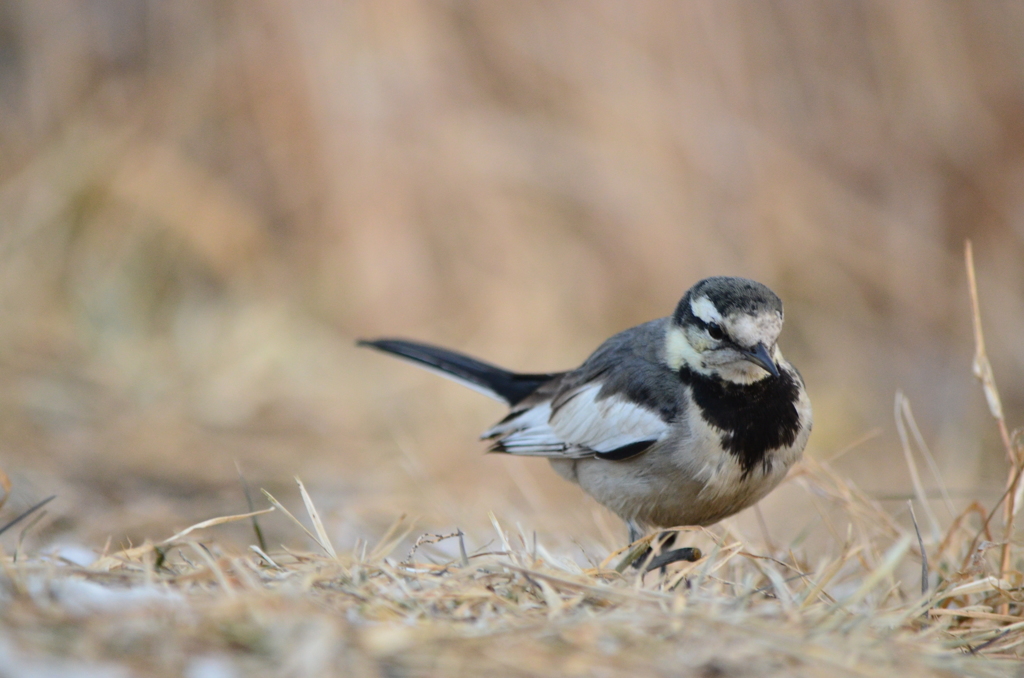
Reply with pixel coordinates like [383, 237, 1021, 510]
[742, 342, 779, 378]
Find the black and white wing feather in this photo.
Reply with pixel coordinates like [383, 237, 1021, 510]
[484, 383, 671, 461]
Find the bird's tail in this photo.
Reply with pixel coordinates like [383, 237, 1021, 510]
[357, 339, 559, 406]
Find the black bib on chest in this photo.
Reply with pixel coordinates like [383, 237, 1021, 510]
[679, 366, 802, 478]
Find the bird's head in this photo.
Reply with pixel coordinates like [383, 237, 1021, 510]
[665, 277, 785, 385]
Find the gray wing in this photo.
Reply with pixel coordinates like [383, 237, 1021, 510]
[483, 319, 685, 461]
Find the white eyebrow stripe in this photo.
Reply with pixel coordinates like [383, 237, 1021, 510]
[690, 296, 723, 325]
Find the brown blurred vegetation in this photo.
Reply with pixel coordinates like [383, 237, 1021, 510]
[0, 1, 1023, 554]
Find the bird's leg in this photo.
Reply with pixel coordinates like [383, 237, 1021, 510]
[627, 520, 644, 545]
[612, 520, 652, 571]
[623, 523, 702, 571]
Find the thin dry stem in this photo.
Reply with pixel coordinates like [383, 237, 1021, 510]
[965, 240, 1019, 597]
[295, 476, 337, 559]
[896, 391, 941, 541]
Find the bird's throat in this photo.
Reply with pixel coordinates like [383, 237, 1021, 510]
[678, 366, 802, 478]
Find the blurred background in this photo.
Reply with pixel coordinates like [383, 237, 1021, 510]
[0, 1, 1023, 559]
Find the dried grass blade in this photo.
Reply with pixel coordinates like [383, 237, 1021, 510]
[262, 488, 333, 557]
[692, 541, 724, 592]
[895, 392, 940, 542]
[825, 535, 912, 619]
[160, 507, 275, 546]
[294, 476, 336, 558]
[822, 428, 882, 464]
[15, 507, 49, 560]
[536, 578, 564, 618]
[942, 620, 1024, 650]
[966, 240, 1019, 606]
[907, 500, 929, 596]
[249, 544, 283, 569]
[236, 461, 267, 552]
[189, 542, 235, 599]
[965, 241, 1010, 444]
[502, 564, 666, 603]
[488, 512, 511, 551]
[0, 495, 55, 538]
[759, 561, 796, 611]
[612, 538, 654, 573]
[798, 554, 848, 610]
[901, 397, 956, 519]
[936, 576, 1014, 600]
[928, 608, 1024, 623]
[457, 529, 469, 567]
[368, 514, 415, 562]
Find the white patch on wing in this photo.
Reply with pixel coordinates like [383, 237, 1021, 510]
[484, 401, 551, 438]
[550, 384, 668, 453]
[482, 402, 568, 455]
[482, 384, 669, 457]
[689, 296, 723, 325]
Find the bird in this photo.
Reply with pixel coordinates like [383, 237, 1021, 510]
[359, 276, 812, 566]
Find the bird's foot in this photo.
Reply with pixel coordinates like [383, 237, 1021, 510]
[615, 530, 703, 572]
[644, 547, 702, 571]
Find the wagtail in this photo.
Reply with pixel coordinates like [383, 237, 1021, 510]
[360, 277, 811, 565]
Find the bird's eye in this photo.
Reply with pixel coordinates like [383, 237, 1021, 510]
[707, 323, 724, 340]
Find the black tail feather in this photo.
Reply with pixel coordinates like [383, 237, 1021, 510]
[357, 338, 559, 406]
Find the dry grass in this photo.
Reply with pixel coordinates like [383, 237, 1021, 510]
[1, 452, 1023, 677]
